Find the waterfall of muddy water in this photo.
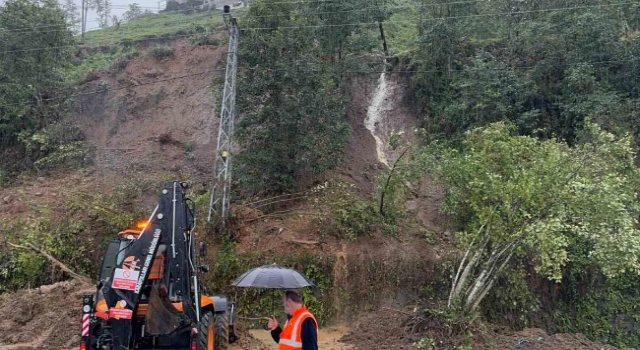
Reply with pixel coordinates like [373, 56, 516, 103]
[365, 72, 390, 168]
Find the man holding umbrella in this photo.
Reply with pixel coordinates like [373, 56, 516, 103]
[231, 264, 319, 349]
[267, 289, 318, 350]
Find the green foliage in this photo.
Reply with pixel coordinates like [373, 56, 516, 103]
[1, 211, 92, 292]
[429, 121, 640, 314]
[409, 0, 640, 144]
[82, 8, 247, 46]
[32, 141, 94, 171]
[550, 273, 640, 348]
[98, 80, 110, 92]
[65, 46, 138, 85]
[481, 268, 541, 329]
[204, 240, 336, 326]
[0, 176, 160, 292]
[190, 32, 220, 47]
[235, 0, 393, 194]
[0, 0, 75, 148]
[414, 337, 436, 350]
[16, 118, 92, 172]
[151, 45, 175, 59]
[310, 182, 389, 239]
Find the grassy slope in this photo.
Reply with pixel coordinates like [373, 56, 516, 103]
[82, 8, 248, 46]
[67, 8, 248, 84]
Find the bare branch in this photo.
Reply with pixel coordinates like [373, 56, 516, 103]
[8, 242, 91, 284]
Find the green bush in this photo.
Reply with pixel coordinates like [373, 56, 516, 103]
[190, 33, 220, 46]
[32, 141, 94, 172]
[0, 214, 94, 292]
[151, 45, 175, 59]
[203, 240, 336, 326]
[98, 80, 110, 92]
[311, 182, 390, 239]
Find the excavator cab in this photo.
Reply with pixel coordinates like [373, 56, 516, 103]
[81, 181, 237, 350]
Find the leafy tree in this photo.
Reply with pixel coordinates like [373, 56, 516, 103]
[428, 122, 640, 315]
[95, 0, 111, 28]
[236, 0, 354, 194]
[0, 0, 75, 148]
[122, 3, 145, 22]
[60, 0, 79, 32]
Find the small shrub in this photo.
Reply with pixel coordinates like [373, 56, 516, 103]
[190, 33, 221, 47]
[311, 181, 388, 239]
[122, 49, 141, 60]
[414, 337, 436, 350]
[151, 45, 175, 59]
[184, 143, 194, 152]
[33, 141, 95, 172]
[98, 80, 110, 92]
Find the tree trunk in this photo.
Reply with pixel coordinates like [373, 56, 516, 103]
[378, 21, 389, 58]
[379, 148, 410, 217]
[468, 249, 515, 313]
[449, 235, 488, 307]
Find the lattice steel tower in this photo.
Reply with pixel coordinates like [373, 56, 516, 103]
[208, 6, 239, 224]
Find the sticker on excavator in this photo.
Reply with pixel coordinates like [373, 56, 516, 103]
[112, 268, 139, 291]
[109, 308, 133, 320]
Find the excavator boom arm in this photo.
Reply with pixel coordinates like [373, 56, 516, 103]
[99, 181, 198, 349]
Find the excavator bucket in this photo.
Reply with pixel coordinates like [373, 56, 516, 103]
[145, 283, 181, 335]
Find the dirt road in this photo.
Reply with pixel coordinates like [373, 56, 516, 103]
[237, 327, 353, 350]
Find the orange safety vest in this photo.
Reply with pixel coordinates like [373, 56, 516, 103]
[148, 254, 165, 279]
[278, 306, 318, 350]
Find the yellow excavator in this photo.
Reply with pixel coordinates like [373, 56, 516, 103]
[80, 181, 237, 350]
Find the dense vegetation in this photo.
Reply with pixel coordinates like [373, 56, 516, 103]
[235, 0, 391, 194]
[4, 0, 640, 348]
[411, 0, 640, 144]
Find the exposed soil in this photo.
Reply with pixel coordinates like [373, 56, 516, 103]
[474, 327, 619, 350]
[0, 281, 276, 350]
[0, 282, 624, 350]
[0, 280, 93, 350]
[77, 39, 225, 186]
[340, 309, 623, 350]
[248, 327, 353, 350]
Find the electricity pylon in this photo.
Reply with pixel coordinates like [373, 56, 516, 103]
[208, 6, 239, 225]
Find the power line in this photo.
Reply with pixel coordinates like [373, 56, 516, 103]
[0, 31, 212, 54]
[4, 0, 631, 37]
[0, 69, 221, 109]
[245, 1, 640, 30]
[5, 0, 631, 34]
[4, 1, 640, 55]
[5, 57, 640, 109]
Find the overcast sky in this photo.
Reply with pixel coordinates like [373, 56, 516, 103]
[0, 0, 239, 31]
[84, 0, 168, 31]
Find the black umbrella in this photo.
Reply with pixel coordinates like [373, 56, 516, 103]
[231, 264, 315, 289]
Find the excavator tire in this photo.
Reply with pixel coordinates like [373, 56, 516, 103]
[198, 311, 217, 350]
[214, 312, 230, 350]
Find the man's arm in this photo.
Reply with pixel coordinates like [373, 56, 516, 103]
[301, 318, 318, 350]
[270, 326, 283, 343]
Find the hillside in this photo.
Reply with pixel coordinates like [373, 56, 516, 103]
[4, 1, 640, 350]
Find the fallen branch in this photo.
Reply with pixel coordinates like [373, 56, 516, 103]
[8, 242, 91, 284]
[283, 238, 319, 245]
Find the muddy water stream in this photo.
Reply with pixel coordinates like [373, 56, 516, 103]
[365, 72, 390, 168]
